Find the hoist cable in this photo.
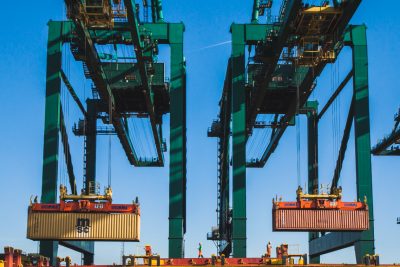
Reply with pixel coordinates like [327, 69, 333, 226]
[295, 65, 301, 187]
[108, 80, 113, 187]
[108, 135, 112, 187]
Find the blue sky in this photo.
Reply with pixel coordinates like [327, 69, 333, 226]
[0, 0, 400, 264]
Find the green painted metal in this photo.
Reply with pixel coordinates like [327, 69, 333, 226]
[43, 6, 186, 261]
[251, 0, 260, 23]
[309, 232, 362, 256]
[59, 241, 94, 258]
[206, 61, 232, 255]
[151, 0, 157, 22]
[102, 63, 165, 88]
[123, 0, 165, 165]
[155, 0, 164, 22]
[306, 101, 320, 264]
[169, 23, 186, 258]
[308, 25, 374, 263]
[350, 24, 375, 262]
[247, 0, 302, 127]
[71, 19, 145, 167]
[40, 21, 94, 265]
[231, 24, 247, 258]
[371, 109, 400, 155]
[219, 61, 233, 256]
[372, 132, 400, 155]
[39, 21, 63, 265]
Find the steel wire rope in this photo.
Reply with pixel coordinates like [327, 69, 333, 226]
[253, 115, 269, 159]
[257, 114, 273, 159]
[330, 57, 339, 189]
[82, 20, 90, 192]
[141, 117, 154, 160]
[246, 47, 257, 160]
[108, 80, 113, 188]
[132, 117, 146, 159]
[335, 29, 343, 188]
[247, 115, 261, 159]
[148, 119, 158, 158]
[61, 38, 67, 189]
[295, 64, 301, 187]
[65, 39, 71, 190]
[121, 46, 142, 159]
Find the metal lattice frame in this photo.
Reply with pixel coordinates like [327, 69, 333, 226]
[210, 8, 373, 264]
[40, 19, 186, 263]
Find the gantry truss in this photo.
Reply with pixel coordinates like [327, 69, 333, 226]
[372, 109, 400, 156]
[40, 0, 186, 264]
[208, 0, 374, 263]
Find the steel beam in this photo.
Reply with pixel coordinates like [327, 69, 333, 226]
[231, 24, 247, 258]
[247, 0, 302, 129]
[351, 25, 375, 262]
[309, 232, 361, 256]
[60, 70, 86, 116]
[309, 25, 375, 263]
[40, 21, 63, 265]
[59, 241, 94, 262]
[60, 106, 78, 195]
[72, 19, 142, 166]
[371, 128, 400, 155]
[318, 70, 353, 121]
[219, 61, 232, 256]
[154, 0, 164, 22]
[169, 24, 186, 258]
[248, 67, 320, 168]
[251, 0, 260, 23]
[151, 0, 157, 22]
[40, 20, 93, 266]
[306, 101, 320, 264]
[331, 98, 354, 191]
[124, 0, 164, 166]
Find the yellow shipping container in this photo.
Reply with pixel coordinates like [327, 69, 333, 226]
[27, 209, 140, 241]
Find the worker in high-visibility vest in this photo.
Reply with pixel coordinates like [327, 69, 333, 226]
[198, 243, 204, 258]
[266, 242, 272, 258]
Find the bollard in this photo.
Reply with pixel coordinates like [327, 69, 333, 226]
[4, 247, 14, 267]
[211, 255, 216, 266]
[13, 249, 22, 267]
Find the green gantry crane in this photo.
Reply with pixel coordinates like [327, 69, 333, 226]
[39, 0, 186, 264]
[371, 109, 400, 225]
[208, 0, 374, 263]
[372, 109, 400, 156]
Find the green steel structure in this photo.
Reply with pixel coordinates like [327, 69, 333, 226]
[208, 0, 374, 263]
[40, 0, 186, 264]
[371, 109, 400, 156]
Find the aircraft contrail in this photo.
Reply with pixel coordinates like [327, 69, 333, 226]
[187, 40, 232, 53]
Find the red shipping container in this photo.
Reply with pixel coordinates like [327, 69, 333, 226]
[272, 208, 369, 231]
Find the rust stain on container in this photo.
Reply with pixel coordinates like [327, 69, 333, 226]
[272, 209, 369, 231]
[27, 209, 140, 241]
